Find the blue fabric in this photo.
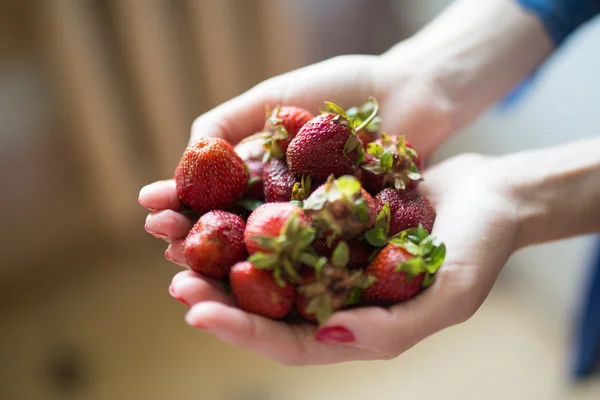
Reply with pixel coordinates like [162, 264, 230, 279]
[516, 0, 600, 46]
[500, 0, 600, 109]
[572, 237, 600, 379]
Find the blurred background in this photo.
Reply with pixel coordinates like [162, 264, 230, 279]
[0, 0, 599, 399]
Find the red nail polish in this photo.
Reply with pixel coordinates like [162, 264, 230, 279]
[175, 297, 190, 307]
[316, 326, 355, 344]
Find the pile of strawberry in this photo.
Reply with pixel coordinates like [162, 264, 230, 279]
[174, 98, 446, 324]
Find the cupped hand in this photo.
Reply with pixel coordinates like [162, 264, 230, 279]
[138, 55, 513, 365]
[142, 151, 521, 365]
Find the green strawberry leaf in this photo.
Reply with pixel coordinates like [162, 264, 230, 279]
[248, 252, 279, 269]
[336, 175, 361, 197]
[343, 287, 362, 306]
[235, 198, 264, 212]
[380, 151, 394, 172]
[375, 202, 391, 235]
[365, 227, 388, 247]
[324, 101, 350, 119]
[366, 142, 384, 158]
[331, 241, 350, 269]
[394, 176, 407, 190]
[422, 273, 435, 288]
[343, 134, 361, 156]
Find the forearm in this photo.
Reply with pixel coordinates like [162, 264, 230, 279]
[500, 136, 600, 248]
[383, 0, 553, 134]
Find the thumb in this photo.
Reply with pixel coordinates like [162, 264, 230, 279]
[190, 85, 280, 145]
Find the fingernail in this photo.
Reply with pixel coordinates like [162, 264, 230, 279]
[316, 326, 355, 344]
[185, 311, 209, 330]
[145, 224, 170, 240]
[175, 297, 190, 307]
[165, 249, 173, 261]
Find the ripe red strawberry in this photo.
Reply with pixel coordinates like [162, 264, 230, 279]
[262, 158, 297, 202]
[234, 135, 268, 200]
[303, 175, 376, 241]
[175, 138, 249, 213]
[263, 106, 314, 159]
[286, 99, 379, 180]
[230, 261, 296, 319]
[297, 242, 374, 324]
[244, 202, 316, 284]
[361, 133, 423, 194]
[362, 226, 446, 302]
[244, 159, 265, 200]
[312, 237, 372, 270]
[182, 210, 247, 278]
[374, 188, 436, 237]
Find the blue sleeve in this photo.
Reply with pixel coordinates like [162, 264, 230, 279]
[516, 0, 600, 46]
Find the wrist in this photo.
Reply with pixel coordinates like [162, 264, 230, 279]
[497, 138, 600, 248]
[383, 0, 552, 134]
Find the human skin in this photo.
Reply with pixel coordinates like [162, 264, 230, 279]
[139, 0, 600, 365]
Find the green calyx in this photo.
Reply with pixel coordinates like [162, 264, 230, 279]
[299, 241, 376, 324]
[388, 225, 446, 287]
[362, 133, 423, 190]
[291, 175, 312, 205]
[259, 105, 290, 162]
[248, 210, 318, 286]
[346, 99, 382, 133]
[303, 175, 372, 240]
[235, 198, 265, 212]
[364, 202, 391, 247]
[322, 97, 379, 165]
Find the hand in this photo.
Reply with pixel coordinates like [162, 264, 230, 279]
[141, 149, 520, 365]
[138, 54, 487, 365]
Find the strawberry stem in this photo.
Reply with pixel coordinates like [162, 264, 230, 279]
[354, 97, 379, 133]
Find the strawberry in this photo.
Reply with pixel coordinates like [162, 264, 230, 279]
[262, 158, 297, 202]
[286, 99, 379, 180]
[183, 210, 247, 278]
[360, 133, 423, 194]
[244, 159, 266, 200]
[244, 202, 317, 284]
[312, 237, 372, 270]
[175, 138, 249, 213]
[362, 226, 446, 302]
[303, 175, 376, 241]
[234, 135, 268, 200]
[234, 134, 267, 162]
[230, 261, 296, 319]
[346, 100, 382, 147]
[297, 242, 375, 324]
[263, 106, 314, 159]
[373, 188, 436, 238]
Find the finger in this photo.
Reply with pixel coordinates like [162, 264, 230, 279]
[169, 275, 233, 306]
[165, 241, 187, 267]
[139, 180, 182, 212]
[185, 302, 379, 365]
[145, 210, 194, 241]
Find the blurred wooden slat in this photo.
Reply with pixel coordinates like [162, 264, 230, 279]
[257, 0, 310, 78]
[111, 0, 191, 176]
[42, 0, 140, 236]
[185, 0, 249, 107]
